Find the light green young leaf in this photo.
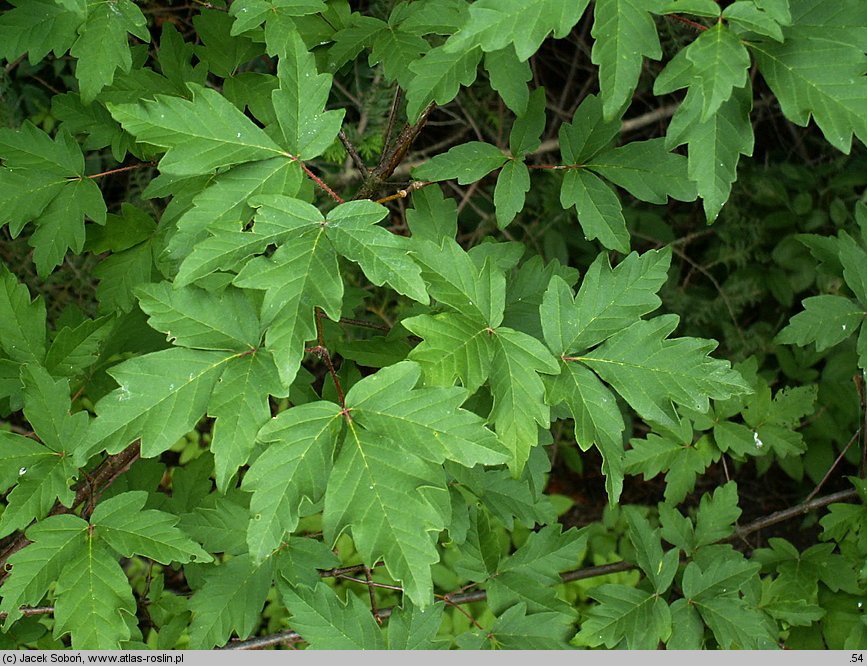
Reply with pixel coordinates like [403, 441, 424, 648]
[90, 491, 211, 564]
[108, 85, 286, 176]
[272, 31, 345, 158]
[484, 47, 531, 115]
[775, 295, 863, 352]
[0, 515, 87, 628]
[592, 0, 662, 119]
[412, 141, 508, 185]
[541, 248, 670, 356]
[243, 401, 342, 562]
[582, 315, 751, 429]
[575, 585, 672, 649]
[70, 0, 149, 103]
[86, 348, 234, 457]
[188, 553, 275, 649]
[136, 283, 261, 352]
[327, 200, 428, 303]
[750, 0, 867, 153]
[494, 159, 530, 229]
[209, 351, 284, 493]
[490, 327, 560, 474]
[405, 45, 482, 121]
[560, 168, 629, 253]
[684, 22, 751, 121]
[53, 542, 136, 648]
[446, 0, 590, 61]
[279, 582, 386, 649]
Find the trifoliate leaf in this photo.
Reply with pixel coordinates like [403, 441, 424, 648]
[592, 0, 662, 119]
[272, 31, 345, 159]
[188, 554, 275, 648]
[229, 0, 326, 36]
[243, 402, 342, 562]
[750, 0, 867, 153]
[412, 141, 508, 185]
[279, 582, 386, 649]
[90, 491, 211, 564]
[446, 0, 591, 61]
[108, 85, 287, 176]
[86, 348, 235, 457]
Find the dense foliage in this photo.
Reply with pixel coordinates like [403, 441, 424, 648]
[0, 0, 865, 650]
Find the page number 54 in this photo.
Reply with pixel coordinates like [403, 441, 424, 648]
[851, 655, 864, 663]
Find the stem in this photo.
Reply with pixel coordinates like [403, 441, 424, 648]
[83, 162, 156, 179]
[293, 157, 344, 204]
[374, 180, 433, 204]
[667, 14, 709, 31]
[338, 129, 368, 175]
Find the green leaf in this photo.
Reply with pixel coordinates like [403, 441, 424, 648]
[136, 282, 261, 352]
[839, 231, 867, 305]
[0, 0, 80, 64]
[775, 295, 863, 352]
[387, 600, 446, 649]
[541, 248, 670, 355]
[370, 25, 430, 88]
[403, 312, 494, 394]
[559, 94, 621, 164]
[489, 603, 576, 649]
[188, 554, 274, 648]
[272, 31, 345, 158]
[560, 168, 629, 253]
[0, 265, 47, 364]
[575, 585, 671, 649]
[52, 541, 136, 648]
[44, 314, 114, 379]
[108, 84, 286, 176]
[683, 23, 751, 121]
[666, 85, 755, 221]
[693, 482, 742, 547]
[750, 0, 867, 153]
[20, 365, 88, 463]
[327, 201, 428, 303]
[348, 361, 508, 468]
[723, 1, 786, 41]
[509, 87, 548, 156]
[90, 491, 211, 564]
[446, 0, 591, 61]
[405, 45, 482, 121]
[229, 0, 326, 36]
[624, 507, 679, 594]
[406, 184, 458, 243]
[70, 0, 149, 103]
[0, 431, 52, 493]
[546, 362, 625, 503]
[279, 582, 386, 649]
[493, 159, 531, 229]
[0, 515, 86, 628]
[484, 47, 531, 115]
[592, 0, 662, 119]
[582, 315, 751, 429]
[209, 351, 284, 492]
[588, 138, 698, 205]
[86, 348, 234, 457]
[490, 327, 560, 474]
[412, 141, 508, 185]
[626, 433, 717, 504]
[243, 402, 342, 562]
